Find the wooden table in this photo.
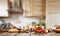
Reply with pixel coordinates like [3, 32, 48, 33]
[0, 32, 60, 36]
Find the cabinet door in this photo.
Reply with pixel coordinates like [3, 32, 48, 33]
[22, 0, 45, 17]
[46, 0, 60, 28]
[31, 0, 45, 16]
[22, 0, 31, 16]
[0, 0, 8, 17]
[47, 0, 60, 14]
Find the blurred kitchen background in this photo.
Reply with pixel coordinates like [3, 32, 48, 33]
[0, 0, 60, 35]
[0, 0, 45, 29]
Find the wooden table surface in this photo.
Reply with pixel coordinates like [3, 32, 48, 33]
[0, 32, 60, 36]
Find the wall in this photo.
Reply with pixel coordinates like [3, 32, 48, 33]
[46, 14, 60, 29]
[46, 0, 60, 29]
[0, 0, 8, 17]
[2, 14, 40, 28]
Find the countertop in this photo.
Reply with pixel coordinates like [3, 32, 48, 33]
[0, 32, 60, 36]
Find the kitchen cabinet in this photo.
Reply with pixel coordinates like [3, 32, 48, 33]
[8, 0, 23, 14]
[22, 0, 46, 19]
[46, 0, 60, 28]
[22, 0, 31, 16]
[0, 0, 9, 17]
[46, 0, 60, 14]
